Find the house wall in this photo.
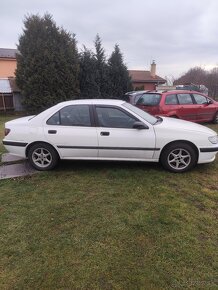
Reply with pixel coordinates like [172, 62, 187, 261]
[132, 82, 156, 91]
[0, 59, 17, 78]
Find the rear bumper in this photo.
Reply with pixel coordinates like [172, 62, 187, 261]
[3, 140, 28, 147]
[2, 140, 27, 158]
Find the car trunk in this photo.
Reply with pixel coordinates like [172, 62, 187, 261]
[136, 93, 161, 116]
[137, 104, 160, 115]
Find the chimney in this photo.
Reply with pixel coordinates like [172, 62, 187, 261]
[150, 60, 156, 78]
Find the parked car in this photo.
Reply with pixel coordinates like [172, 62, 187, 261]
[124, 90, 148, 105]
[136, 90, 218, 123]
[3, 99, 218, 173]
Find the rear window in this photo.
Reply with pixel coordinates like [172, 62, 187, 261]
[137, 94, 161, 106]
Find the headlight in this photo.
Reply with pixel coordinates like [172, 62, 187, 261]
[208, 135, 218, 144]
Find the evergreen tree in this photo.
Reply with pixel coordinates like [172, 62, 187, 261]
[16, 14, 80, 113]
[79, 46, 100, 98]
[108, 44, 132, 98]
[94, 34, 109, 98]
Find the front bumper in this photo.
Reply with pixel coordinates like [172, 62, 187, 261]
[198, 146, 218, 164]
[200, 147, 218, 153]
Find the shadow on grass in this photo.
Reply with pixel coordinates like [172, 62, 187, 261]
[54, 159, 164, 173]
[52, 159, 216, 175]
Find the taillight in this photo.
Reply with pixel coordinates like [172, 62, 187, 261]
[4, 128, 11, 136]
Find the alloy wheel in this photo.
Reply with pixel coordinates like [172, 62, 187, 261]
[167, 148, 191, 170]
[32, 147, 53, 168]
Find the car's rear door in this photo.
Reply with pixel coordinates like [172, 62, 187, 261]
[44, 104, 98, 158]
[94, 105, 156, 160]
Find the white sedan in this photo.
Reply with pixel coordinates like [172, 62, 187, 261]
[3, 99, 218, 172]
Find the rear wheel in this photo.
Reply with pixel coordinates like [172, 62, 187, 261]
[160, 142, 197, 173]
[213, 111, 218, 124]
[28, 143, 59, 171]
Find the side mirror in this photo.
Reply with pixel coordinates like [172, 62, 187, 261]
[207, 99, 213, 105]
[133, 121, 149, 129]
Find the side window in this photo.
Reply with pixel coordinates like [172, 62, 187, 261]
[177, 94, 193, 105]
[165, 94, 178, 105]
[96, 106, 137, 128]
[192, 94, 208, 104]
[47, 111, 60, 125]
[47, 105, 91, 126]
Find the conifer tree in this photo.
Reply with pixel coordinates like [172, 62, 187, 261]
[16, 14, 80, 113]
[94, 34, 109, 98]
[79, 46, 100, 98]
[108, 44, 132, 98]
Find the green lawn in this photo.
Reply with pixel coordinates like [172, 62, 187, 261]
[0, 114, 218, 289]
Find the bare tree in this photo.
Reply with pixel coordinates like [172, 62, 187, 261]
[174, 67, 218, 100]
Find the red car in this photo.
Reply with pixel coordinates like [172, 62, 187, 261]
[136, 90, 218, 123]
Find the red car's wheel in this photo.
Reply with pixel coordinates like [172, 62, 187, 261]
[213, 112, 218, 124]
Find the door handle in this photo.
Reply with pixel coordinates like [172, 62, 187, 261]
[48, 130, 57, 134]
[100, 131, 110, 136]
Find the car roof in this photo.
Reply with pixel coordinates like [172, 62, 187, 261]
[30, 99, 126, 123]
[60, 98, 125, 106]
[140, 90, 207, 95]
[125, 90, 148, 95]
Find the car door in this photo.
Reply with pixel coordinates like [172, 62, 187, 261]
[192, 93, 216, 122]
[44, 104, 98, 158]
[176, 93, 196, 121]
[163, 94, 179, 116]
[94, 105, 156, 160]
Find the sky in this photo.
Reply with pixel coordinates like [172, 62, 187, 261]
[1, 0, 218, 79]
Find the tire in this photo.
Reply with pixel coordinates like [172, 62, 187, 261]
[160, 142, 197, 173]
[28, 143, 59, 171]
[213, 111, 218, 124]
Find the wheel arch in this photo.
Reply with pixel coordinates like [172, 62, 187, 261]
[25, 141, 60, 159]
[159, 140, 199, 162]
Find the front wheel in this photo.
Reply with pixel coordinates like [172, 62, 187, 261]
[160, 142, 197, 173]
[28, 143, 59, 171]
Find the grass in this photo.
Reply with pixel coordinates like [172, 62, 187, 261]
[0, 114, 218, 289]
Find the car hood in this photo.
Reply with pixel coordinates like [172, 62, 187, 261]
[155, 116, 217, 135]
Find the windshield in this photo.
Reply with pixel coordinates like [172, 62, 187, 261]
[137, 93, 161, 106]
[123, 103, 158, 125]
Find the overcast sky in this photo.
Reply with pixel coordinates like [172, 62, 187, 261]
[1, 0, 218, 79]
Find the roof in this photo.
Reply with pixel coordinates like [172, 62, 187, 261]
[0, 77, 20, 93]
[128, 70, 166, 84]
[0, 48, 18, 59]
[0, 79, 12, 93]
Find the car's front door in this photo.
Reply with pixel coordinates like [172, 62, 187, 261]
[94, 105, 156, 160]
[192, 93, 216, 122]
[44, 104, 98, 158]
[176, 93, 196, 121]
